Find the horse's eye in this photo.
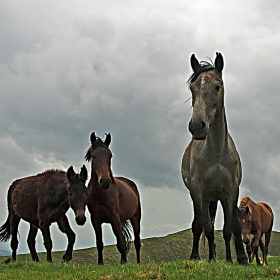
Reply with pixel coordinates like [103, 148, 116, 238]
[215, 85, 221, 92]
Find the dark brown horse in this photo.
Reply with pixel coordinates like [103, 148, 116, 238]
[0, 165, 88, 263]
[181, 53, 248, 264]
[238, 196, 274, 265]
[85, 132, 141, 264]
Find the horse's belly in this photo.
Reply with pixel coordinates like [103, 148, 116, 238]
[12, 186, 38, 223]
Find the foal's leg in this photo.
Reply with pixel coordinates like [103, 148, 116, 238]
[220, 199, 233, 263]
[56, 215, 76, 262]
[251, 231, 262, 265]
[246, 237, 254, 264]
[27, 224, 39, 262]
[40, 226, 53, 262]
[202, 200, 215, 261]
[10, 214, 21, 261]
[130, 206, 141, 263]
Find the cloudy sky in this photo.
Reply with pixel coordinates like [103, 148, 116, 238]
[0, 0, 280, 256]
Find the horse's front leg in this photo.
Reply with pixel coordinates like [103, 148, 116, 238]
[56, 215, 75, 262]
[246, 239, 253, 264]
[202, 200, 215, 261]
[190, 192, 203, 260]
[27, 224, 39, 262]
[110, 214, 127, 264]
[252, 231, 262, 265]
[91, 216, 104, 265]
[40, 225, 53, 262]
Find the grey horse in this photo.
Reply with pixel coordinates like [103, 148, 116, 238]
[181, 52, 248, 264]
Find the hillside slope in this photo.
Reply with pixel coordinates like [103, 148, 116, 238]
[1, 229, 280, 264]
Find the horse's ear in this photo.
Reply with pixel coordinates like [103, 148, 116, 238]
[190, 54, 200, 73]
[80, 165, 88, 182]
[104, 133, 111, 147]
[214, 52, 224, 74]
[67, 166, 75, 181]
[90, 132, 96, 144]
[246, 206, 250, 214]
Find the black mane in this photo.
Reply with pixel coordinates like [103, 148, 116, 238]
[85, 138, 107, 162]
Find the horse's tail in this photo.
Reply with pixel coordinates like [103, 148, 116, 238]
[0, 179, 22, 243]
[209, 201, 218, 225]
[121, 220, 132, 253]
[0, 217, 11, 242]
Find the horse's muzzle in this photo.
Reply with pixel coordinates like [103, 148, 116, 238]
[242, 238, 250, 245]
[99, 178, 112, 189]
[75, 210, 86, 225]
[188, 119, 208, 140]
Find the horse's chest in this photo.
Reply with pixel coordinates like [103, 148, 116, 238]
[202, 164, 232, 199]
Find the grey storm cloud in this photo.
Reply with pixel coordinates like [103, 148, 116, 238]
[0, 0, 280, 254]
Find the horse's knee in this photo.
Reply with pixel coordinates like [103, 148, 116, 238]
[68, 231, 75, 244]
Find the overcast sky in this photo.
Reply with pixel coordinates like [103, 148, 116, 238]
[0, 0, 280, 256]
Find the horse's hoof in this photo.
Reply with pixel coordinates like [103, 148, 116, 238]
[190, 255, 200, 261]
[4, 258, 12, 264]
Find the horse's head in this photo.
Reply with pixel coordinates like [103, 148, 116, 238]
[67, 165, 88, 225]
[188, 52, 224, 140]
[238, 205, 252, 245]
[86, 132, 113, 189]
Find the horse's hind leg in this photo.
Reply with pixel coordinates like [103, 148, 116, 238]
[110, 214, 127, 264]
[10, 214, 21, 261]
[130, 207, 141, 263]
[57, 215, 75, 262]
[263, 230, 272, 265]
[27, 224, 39, 261]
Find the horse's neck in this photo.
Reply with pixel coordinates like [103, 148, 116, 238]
[207, 108, 229, 152]
[90, 172, 100, 190]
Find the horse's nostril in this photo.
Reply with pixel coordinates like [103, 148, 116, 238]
[201, 121, 206, 129]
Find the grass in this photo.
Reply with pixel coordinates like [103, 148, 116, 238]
[1, 258, 280, 279]
[1, 229, 280, 279]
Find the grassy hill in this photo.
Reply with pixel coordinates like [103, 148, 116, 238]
[2, 229, 280, 264]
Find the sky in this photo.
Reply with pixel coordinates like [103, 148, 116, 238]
[0, 0, 280, 257]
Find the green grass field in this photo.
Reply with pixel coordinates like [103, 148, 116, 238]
[1, 229, 280, 279]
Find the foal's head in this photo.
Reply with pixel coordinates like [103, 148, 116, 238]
[238, 205, 252, 245]
[67, 165, 88, 225]
[85, 132, 113, 189]
[188, 52, 224, 140]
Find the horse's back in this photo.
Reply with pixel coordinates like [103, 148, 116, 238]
[257, 202, 274, 232]
[11, 170, 69, 225]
